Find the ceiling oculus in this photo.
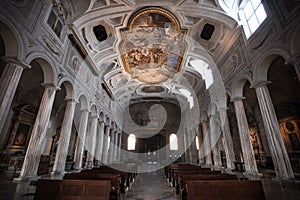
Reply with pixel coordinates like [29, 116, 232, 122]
[120, 7, 187, 84]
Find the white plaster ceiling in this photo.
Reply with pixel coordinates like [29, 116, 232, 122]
[66, 0, 238, 109]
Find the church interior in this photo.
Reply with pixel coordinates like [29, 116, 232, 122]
[0, 0, 300, 199]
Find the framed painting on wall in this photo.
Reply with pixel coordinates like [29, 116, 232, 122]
[11, 123, 31, 148]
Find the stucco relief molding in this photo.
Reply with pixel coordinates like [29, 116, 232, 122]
[42, 35, 60, 56]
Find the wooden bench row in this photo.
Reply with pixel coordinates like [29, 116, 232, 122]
[34, 179, 111, 200]
[186, 180, 265, 200]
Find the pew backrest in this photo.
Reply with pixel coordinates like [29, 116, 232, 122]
[186, 180, 265, 200]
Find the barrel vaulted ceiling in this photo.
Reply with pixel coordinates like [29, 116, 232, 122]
[63, 0, 240, 110]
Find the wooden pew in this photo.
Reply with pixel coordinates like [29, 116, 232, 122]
[172, 168, 216, 187]
[178, 174, 237, 197]
[34, 179, 61, 200]
[64, 172, 120, 199]
[90, 168, 130, 193]
[34, 179, 111, 200]
[60, 179, 111, 200]
[185, 180, 265, 200]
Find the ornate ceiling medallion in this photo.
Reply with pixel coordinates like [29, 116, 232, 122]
[120, 7, 187, 84]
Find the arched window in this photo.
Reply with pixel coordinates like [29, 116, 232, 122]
[238, 0, 267, 38]
[127, 134, 136, 150]
[170, 133, 178, 150]
[196, 136, 200, 150]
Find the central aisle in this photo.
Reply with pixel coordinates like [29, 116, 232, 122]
[124, 169, 177, 200]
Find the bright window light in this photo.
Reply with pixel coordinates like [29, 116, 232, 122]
[196, 136, 200, 150]
[178, 88, 194, 109]
[189, 59, 213, 89]
[127, 134, 136, 150]
[239, 0, 267, 38]
[170, 133, 178, 150]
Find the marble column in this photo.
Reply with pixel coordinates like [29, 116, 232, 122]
[101, 125, 110, 164]
[197, 126, 205, 165]
[191, 128, 198, 164]
[86, 115, 98, 168]
[108, 127, 115, 163]
[219, 108, 236, 170]
[52, 98, 77, 174]
[233, 97, 258, 174]
[0, 59, 30, 136]
[186, 129, 192, 162]
[202, 120, 212, 165]
[254, 82, 294, 179]
[209, 115, 222, 168]
[73, 109, 89, 170]
[113, 130, 119, 162]
[117, 130, 123, 162]
[17, 84, 59, 179]
[292, 60, 300, 82]
[95, 120, 105, 164]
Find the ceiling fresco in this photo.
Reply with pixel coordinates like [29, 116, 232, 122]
[120, 8, 187, 84]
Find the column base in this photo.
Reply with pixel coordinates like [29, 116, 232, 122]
[224, 168, 234, 173]
[51, 171, 66, 175]
[273, 175, 295, 181]
[243, 171, 263, 180]
[211, 165, 223, 171]
[13, 175, 40, 182]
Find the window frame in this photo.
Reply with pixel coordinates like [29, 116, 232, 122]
[238, 0, 267, 39]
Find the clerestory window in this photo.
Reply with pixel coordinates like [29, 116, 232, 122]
[238, 0, 267, 38]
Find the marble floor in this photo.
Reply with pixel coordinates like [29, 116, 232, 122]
[1, 169, 300, 200]
[124, 170, 176, 200]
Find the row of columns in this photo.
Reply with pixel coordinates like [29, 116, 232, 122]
[0, 59, 124, 179]
[196, 82, 294, 179]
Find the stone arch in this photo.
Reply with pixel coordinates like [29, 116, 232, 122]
[99, 110, 105, 122]
[252, 48, 292, 83]
[77, 94, 89, 110]
[111, 120, 115, 128]
[105, 115, 110, 126]
[231, 73, 253, 98]
[90, 104, 98, 117]
[58, 79, 75, 99]
[0, 18, 22, 58]
[26, 54, 58, 84]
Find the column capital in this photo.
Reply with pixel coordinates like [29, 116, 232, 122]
[200, 118, 208, 123]
[64, 97, 78, 103]
[99, 119, 105, 124]
[41, 83, 60, 90]
[218, 107, 228, 112]
[2, 57, 31, 69]
[251, 81, 271, 89]
[231, 96, 245, 102]
[80, 108, 90, 113]
[90, 115, 98, 119]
